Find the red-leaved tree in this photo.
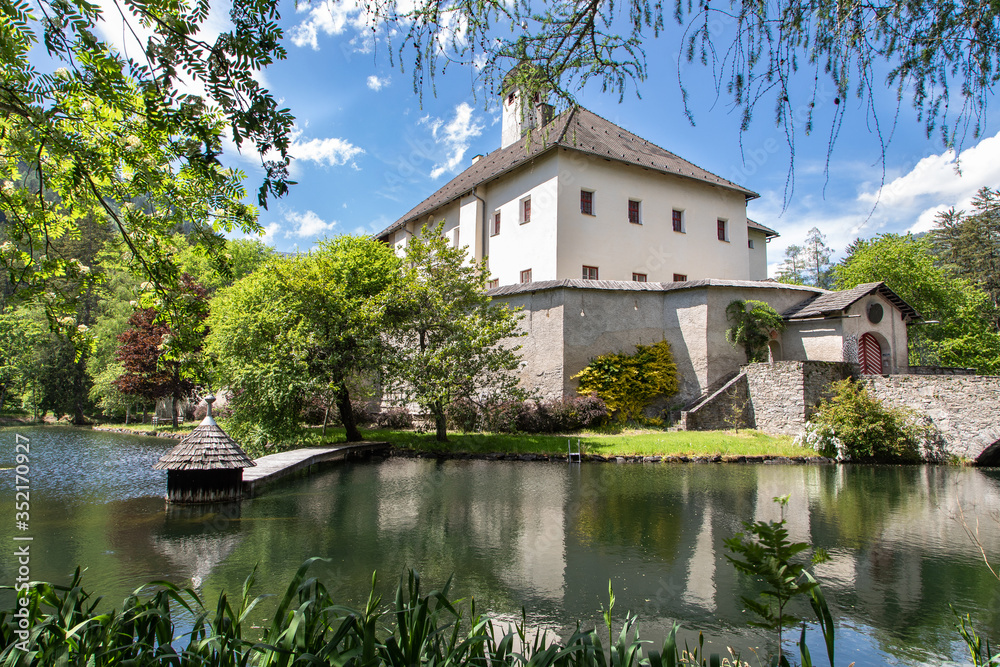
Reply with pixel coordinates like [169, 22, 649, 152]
[114, 274, 208, 426]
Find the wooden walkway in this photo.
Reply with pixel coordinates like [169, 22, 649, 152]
[241, 442, 390, 498]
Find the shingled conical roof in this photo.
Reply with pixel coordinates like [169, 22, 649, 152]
[153, 396, 255, 471]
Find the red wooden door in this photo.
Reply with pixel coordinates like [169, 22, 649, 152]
[859, 332, 882, 375]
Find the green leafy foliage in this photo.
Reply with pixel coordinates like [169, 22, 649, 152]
[0, 0, 291, 334]
[725, 300, 785, 363]
[835, 233, 1000, 374]
[725, 496, 834, 667]
[800, 379, 925, 463]
[385, 224, 526, 442]
[573, 340, 679, 424]
[207, 236, 401, 450]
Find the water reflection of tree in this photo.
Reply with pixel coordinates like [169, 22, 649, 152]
[809, 465, 1000, 658]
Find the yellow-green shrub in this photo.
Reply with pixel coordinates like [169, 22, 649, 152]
[572, 340, 679, 423]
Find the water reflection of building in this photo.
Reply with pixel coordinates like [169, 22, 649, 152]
[150, 502, 245, 588]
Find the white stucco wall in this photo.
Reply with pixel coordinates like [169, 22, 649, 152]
[842, 293, 910, 371]
[780, 292, 911, 371]
[388, 147, 769, 285]
[481, 153, 560, 285]
[493, 282, 825, 405]
[747, 229, 769, 279]
[782, 321, 845, 362]
[555, 150, 755, 282]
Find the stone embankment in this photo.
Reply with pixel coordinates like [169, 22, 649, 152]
[389, 449, 832, 464]
[680, 360, 1000, 464]
[93, 425, 187, 439]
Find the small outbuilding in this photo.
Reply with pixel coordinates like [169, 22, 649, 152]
[152, 395, 255, 503]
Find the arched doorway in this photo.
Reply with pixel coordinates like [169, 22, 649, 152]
[859, 332, 883, 375]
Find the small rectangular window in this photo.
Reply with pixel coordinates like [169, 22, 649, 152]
[673, 273, 687, 282]
[521, 197, 531, 223]
[491, 211, 501, 236]
[580, 190, 594, 215]
[672, 209, 684, 233]
[628, 199, 641, 224]
[487, 279, 499, 290]
[748, 238, 755, 249]
[717, 219, 728, 242]
[582, 265, 599, 280]
[632, 272, 647, 282]
[520, 269, 532, 283]
[452, 228, 460, 248]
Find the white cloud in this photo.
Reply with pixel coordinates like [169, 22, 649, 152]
[423, 103, 484, 179]
[285, 210, 336, 238]
[367, 75, 390, 91]
[860, 130, 1000, 234]
[291, 136, 365, 167]
[757, 129, 1000, 277]
[256, 222, 281, 244]
[290, 0, 374, 50]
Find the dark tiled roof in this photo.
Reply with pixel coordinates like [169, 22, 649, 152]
[153, 417, 256, 471]
[747, 219, 779, 237]
[487, 278, 821, 298]
[782, 282, 922, 321]
[377, 107, 759, 239]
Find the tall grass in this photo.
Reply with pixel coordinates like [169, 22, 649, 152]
[2, 558, 836, 667]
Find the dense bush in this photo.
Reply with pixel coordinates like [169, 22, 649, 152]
[375, 407, 414, 429]
[193, 401, 234, 421]
[446, 396, 609, 433]
[445, 398, 480, 432]
[796, 379, 926, 462]
[573, 340, 678, 423]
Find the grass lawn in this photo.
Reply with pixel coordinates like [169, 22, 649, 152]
[316, 426, 812, 458]
[90, 421, 814, 459]
[94, 422, 197, 435]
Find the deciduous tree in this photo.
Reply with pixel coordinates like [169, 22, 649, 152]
[835, 233, 1000, 374]
[207, 237, 400, 447]
[1, 0, 292, 325]
[385, 224, 525, 442]
[364, 0, 1000, 200]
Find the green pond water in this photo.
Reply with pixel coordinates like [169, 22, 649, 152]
[2, 426, 999, 666]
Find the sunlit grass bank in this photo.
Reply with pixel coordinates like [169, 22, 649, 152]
[339, 427, 810, 459]
[91, 422, 813, 459]
[93, 422, 196, 436]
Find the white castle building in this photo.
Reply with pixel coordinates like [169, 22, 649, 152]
[376, 85, 919, 406]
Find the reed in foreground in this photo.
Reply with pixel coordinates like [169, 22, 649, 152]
[1, 560, 836, 667]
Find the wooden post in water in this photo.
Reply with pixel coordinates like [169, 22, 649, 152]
[152, 395, 255, 503]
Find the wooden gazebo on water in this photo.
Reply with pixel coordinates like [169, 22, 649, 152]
[153, 395, 255, 503]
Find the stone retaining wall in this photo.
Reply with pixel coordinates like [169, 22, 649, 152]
[744, 361, 855, 435]
[862, 374, 1000, 463]
[680, 372, 751, 431]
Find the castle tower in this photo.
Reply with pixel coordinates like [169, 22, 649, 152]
[501, 65, 554, 149]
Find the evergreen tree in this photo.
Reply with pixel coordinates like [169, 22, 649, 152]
[930, 188, 1000, 328]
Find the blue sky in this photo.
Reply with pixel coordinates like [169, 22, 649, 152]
[99, 1, 1000, 276]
